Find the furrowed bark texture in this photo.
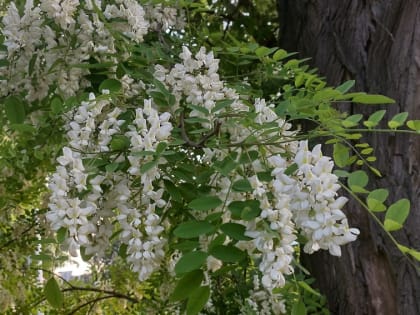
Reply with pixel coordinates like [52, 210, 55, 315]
[278, 1, 420, 314]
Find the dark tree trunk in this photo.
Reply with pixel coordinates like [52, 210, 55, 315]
[278, 1, 420, 315]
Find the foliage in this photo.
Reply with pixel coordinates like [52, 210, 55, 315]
[0, 0, 419, 314]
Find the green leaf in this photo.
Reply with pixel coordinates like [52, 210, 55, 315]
[367, 189, 388, 212]
[352, 94, 395, 104]
[188, 104, 209, 115]
[105, 162, 120, 173]
[56, 227, 67, 243]
[232, 179, 253, 192]
[175, 251, 208, 275]
[333, 143, 350, 167]
[110, 135, 130, 151]
[164, 180, 182, 202]
[140, 160, 158, 173]
[298, 281, 321, 297]
[44, 278, 63, 309]
[212, 99, 234, 113]
[156, 141, 168, 155]
[406, 120, 420, 131]
[384, 199, 410, 231]
[291, 298, 307, 315]
[187, 286, 210, 315]
[173, 221, 216, 239]
[388, 112, 408, 129]
[209, 245, 246, 263]
[170, 270, 204, 302]
[228, 200, 261, 220]
[255, 46, 273, 57]
[99, 78, 122, 93]
[5, 96, 25, 124]
[51, 97, 63, 114]
[9, 124, 36, 133]
[348, 170, 369, 193]
[284, 163, 299, 176]
[363, 110, 386, 128]
[273, 49, 288, 61]
[173, 240, 199, 252]
[335, 80, 355, 93]
[220, 223, 252, 241]
[188, 196, 223, 211]
[342, 114, 363, 128]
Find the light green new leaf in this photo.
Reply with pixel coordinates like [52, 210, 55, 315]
[188, 196, 223, 211]
[173, 221, 216, 239]
[342, 114, 363, 128]
[406, 120, 420, 131]
[335, 80, 355, 94]
[170, 270, 203, 302]
[273, 49, 288, 61]
[384, 199, 410, 231]
[352, 94, 395, 104]
[175, 251, 208, 275]
[363, 110, 386, 128]
[187, 286, 210, 315]
[388, 112, 408, 129]
[333, 143, 350, 167]
[44, 278, 63, 309]
[348, 170, 369, 193]
[366, 189, 389, 212]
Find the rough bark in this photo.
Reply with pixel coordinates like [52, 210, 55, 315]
[278, 1, 420, 314]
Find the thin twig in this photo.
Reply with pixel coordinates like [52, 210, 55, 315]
[179, 111, 221, 148]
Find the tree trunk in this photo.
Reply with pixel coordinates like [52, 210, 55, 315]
[278, 1, 420, 314]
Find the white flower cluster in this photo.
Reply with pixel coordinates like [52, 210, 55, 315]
[47, 92, 173, 280]
[155, 46, 247, 121]
[0, 0, 182, 101]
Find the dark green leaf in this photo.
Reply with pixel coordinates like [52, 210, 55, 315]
[220, 223, 252, 241]
[99, 78, 122, 93]
[5, 96, 25, 124]
[188, 196, 223, 211]
[232, 179, 253, 192]
[209, 245, 246, 263]
[110, 135, 130, 151]
[175, 251, 208, 275]
[170, 270, 204, 302]
[173, 221, 216, 239]
[186, 286, 210, 315]
[164, 180, 182, 202]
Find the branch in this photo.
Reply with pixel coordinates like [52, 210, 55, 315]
[62, 286, 138, 304]
[179, 111, 221, 148]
